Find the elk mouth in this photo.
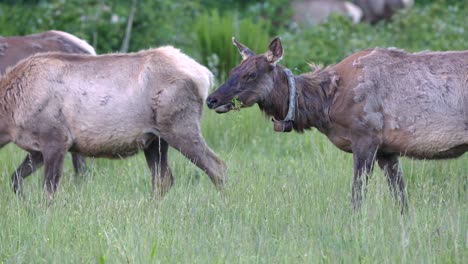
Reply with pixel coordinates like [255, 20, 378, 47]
[214, 103, 233, 113]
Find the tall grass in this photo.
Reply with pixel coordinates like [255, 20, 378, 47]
[194, 9, 271, 81]
[0, 1, 467, 263]
[0, 108, 466, 263]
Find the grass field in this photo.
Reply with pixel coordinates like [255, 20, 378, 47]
[0, 107, 466, 263]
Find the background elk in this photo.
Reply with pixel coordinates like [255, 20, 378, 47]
[353, 0, 413, 23]
[0, 30, 96, 192]
[292, 0, 363, 25]
[206, 37, 468, 212]
[291, 0, 413, 25]
[0, 46, 226, 199]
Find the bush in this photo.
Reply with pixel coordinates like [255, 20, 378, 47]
[0, 0, 465, 77]
[194, 9, 271, 82]
[275, 1, 467, 73]
[0, 0, 203, 54]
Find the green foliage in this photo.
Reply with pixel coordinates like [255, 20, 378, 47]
[275, 1, 467, 73]
[0, 109, 466, 262]
[0, 0, 467, 262]
[0, 1, 128, 52]
[0, 0, 202, 54]
[194, 9, 271, 81]
[244, 0, 293, 31]
[130, 1, 202, 52]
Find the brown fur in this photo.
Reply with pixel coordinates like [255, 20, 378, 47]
[0, 46, 226, 199]
[207, 37, 467, 213]
[0, 30, 95, 74]
[353, 0, 413, 23]
[0, 30, 96, 193]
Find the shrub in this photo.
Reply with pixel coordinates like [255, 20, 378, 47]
[275, 1, 467, 73]
[194, 9, 271, 82]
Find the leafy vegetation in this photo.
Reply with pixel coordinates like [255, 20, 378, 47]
[0, 0, 467, 263]
[194, 9, 271, 80]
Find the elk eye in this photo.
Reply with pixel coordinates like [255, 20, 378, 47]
[247, 72, 257, 80]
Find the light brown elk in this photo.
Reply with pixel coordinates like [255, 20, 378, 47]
[207, 37, 468, 212]
[291, 0, 413, 25]
[0, 30, 96, 193]
[292, 0, 363, 25]
[0, 46, 226, 199]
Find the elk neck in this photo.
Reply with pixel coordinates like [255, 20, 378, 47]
[258, 65, 336, 133]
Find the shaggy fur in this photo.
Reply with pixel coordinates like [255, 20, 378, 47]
[0, 47, 226, 198]
[353, 48, 468, 158]
[207, 37, 467, 213]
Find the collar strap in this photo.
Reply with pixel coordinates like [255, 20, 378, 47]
[272, 68, 297, 132]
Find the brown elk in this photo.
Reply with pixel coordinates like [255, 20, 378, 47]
[206, 37, 468, 212]
[353, 0, 413, 23]
[0, 46, 226, 199]
[0, 30, 96, 193]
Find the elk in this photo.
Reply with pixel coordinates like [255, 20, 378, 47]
[0, 46, 226, 199]
[292, 0, 363, 25]
[0, 30, 96, 192]
[291, 0, 412, 25]
[206, 37, 468, 212]
[353, 0, 414, 23]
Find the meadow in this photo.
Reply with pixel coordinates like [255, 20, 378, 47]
[0, 0, 467, 263]
[0, 106, 466, 263]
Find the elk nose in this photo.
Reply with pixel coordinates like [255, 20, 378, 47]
[206, 97, 218, 109]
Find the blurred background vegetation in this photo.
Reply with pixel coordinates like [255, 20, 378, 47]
[0, 0, 466, 82]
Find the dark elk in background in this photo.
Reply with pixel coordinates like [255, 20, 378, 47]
[0, 30, 96, 193]
[292, 0, 413, 25]
[354, 0, 414, 23]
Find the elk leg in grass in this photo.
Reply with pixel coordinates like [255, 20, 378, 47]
[161, 128, 227, 191]
[351, 138, 379, 211]
[144, 137, 173, 198]
[377, 154, 408, 213]
[71, 153, 87, 177]
[11, 151, 43, 194]
[42, 144, 67, 199]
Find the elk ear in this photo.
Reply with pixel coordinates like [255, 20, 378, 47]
[232, 37, 254, 60]
[266, 36, 283, 65]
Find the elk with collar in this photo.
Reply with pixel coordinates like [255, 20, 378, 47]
[206, 37, 468, 212]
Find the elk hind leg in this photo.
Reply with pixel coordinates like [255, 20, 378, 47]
[11, 151, 43, 194]
[351, 139, 379, 211]
[377, 154, 408, 213]
[71, 153, 87, 177]
[144, 137, 173, 198]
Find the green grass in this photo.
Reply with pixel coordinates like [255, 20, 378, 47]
[0, 107, 466, 263]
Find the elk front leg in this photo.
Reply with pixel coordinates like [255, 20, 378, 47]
[377, 154, 408, 213]
[161, 129, 227, 191]
[71, 153, 87, 177]
[351, 139, 379, 211]
[11, 151, 43, 194]
[144, 137, 173, 198]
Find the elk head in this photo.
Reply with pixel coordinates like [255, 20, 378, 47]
[206, 37, 284, 113]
